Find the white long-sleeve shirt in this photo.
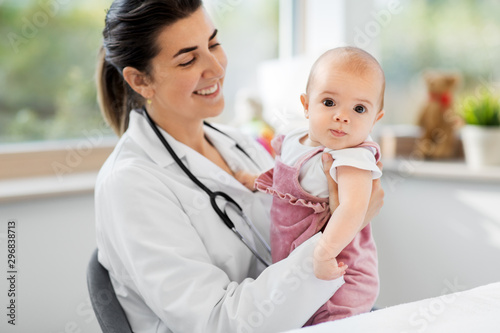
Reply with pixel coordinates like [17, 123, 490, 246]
[95, 110, 344, 333]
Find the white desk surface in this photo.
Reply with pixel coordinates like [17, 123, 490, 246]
[284, 282, 500, 333]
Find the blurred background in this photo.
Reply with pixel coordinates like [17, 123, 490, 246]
[1, 0, 499, 141]
[0, 0, 499, 332]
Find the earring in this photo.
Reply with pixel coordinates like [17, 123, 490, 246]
[147, 99, 152, 106]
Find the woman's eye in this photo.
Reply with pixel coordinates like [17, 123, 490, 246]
[323, 99, 335, 107]
[179, 58, 195, 67]
[209, 42, 220, 49]
[354, 105, 366, 113]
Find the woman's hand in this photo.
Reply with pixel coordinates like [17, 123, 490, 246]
[234, 170, 259, 192]
[322, 153, 340, 213]
[313, 244, 348, 280]
[363, 161, 384, 228]
[322, 153, 384, 230]
[313, 235, 349, 280]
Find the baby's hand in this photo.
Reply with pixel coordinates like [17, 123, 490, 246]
[313, 242, 348, 280]
[234, 171, 258, 191]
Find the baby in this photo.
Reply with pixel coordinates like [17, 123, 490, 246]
[238, 46, 385, 325]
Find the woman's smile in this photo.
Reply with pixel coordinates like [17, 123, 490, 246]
[194, 82, 220, 96]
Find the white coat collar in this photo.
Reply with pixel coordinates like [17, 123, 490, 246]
[126, 110, 250, 189]
[126, 110, 180, 168]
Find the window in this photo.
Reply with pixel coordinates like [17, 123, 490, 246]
[0, 0, 113, 143]
[378, 0, 500, 125]
[204, 0, 279, 123]
[0, 1, 113, 182]
[0, 0, 278, 182]
[0, 0, 279, 143]
[257, 0, 500, 130]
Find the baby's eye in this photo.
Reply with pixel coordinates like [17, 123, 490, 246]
[323, 99, 335, 107]
[354, 105, 366, 113]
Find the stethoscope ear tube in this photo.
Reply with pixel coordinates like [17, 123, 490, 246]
[142, 107, 271, 267]
[142, 107, 213, 195]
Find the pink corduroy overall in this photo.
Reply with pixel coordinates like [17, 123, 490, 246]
[255, 135, 380, 325]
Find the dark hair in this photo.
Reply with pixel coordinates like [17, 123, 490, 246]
[97, 0, 202, 136]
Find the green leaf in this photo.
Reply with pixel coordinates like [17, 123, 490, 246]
[459, 90, 500, 126]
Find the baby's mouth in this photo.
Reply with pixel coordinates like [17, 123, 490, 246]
[330, 129, 347, 137]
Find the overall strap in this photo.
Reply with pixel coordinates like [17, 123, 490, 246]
[270, 134, 286, 156]
[293, 146, 325, 169]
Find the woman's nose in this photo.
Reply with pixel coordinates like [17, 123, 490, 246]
[203, 52, 226, 79]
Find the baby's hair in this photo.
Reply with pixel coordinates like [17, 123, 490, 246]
[305, 46, 386, 111]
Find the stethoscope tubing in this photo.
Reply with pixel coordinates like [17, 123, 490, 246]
[142, 107, 271, 267]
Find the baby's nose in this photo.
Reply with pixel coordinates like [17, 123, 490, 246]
[334, 112, 349, 123]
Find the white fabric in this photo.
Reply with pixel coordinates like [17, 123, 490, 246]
[283, 282, 500, 333]
[280, 127, 382, 198]
[95, 110, 344, 333]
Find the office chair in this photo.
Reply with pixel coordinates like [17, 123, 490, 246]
[87, 249, 133, 333]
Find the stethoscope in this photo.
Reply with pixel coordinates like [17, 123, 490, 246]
[142, 107, 272, 267]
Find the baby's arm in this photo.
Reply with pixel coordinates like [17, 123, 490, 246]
[314, 166, 373, 280]
[234, 170, 259, 191]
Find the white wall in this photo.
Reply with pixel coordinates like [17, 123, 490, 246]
[0, 193, 100, 333]
[372, 172, 500, 307]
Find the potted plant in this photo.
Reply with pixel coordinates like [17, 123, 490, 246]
[459, 89, 500, 169]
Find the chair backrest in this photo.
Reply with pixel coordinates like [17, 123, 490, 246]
[87, 249, 133, 333]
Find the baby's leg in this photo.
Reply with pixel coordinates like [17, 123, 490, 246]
[304, 226, 379, 325]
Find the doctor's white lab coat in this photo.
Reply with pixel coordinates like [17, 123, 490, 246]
[95, 110, 344, 333]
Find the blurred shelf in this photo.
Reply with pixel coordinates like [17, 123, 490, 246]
[377, 125, 500, 183]
[0, 172, 98, 203]
[381, 158, 500, 183]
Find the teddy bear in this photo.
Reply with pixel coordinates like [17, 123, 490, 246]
[416, 70, 462, 159]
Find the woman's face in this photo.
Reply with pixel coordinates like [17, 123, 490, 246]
[148, 7, 227, 124]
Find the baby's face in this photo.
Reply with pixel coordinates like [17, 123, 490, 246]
[302, 66, 384, 150]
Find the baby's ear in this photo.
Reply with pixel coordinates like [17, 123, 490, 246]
[374, 109, 385, 125]
[300, 93, 309, 117]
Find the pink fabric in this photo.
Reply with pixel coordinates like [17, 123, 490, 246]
[255, 135, 380, 325]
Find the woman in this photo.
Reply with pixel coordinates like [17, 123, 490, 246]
[95, 1, 384, 332]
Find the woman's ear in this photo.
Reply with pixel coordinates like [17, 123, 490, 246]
[300, 93, 309, 118]
[123, 66, 154, 99]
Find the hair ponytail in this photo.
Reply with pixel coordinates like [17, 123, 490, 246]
[97, 47, 130, 136]
[97, 0, 202, 136]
